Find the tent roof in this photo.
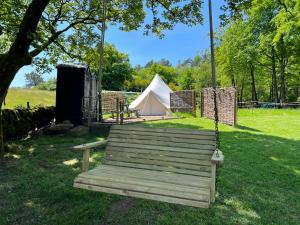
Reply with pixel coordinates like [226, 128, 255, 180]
[129, 74, 173, 110]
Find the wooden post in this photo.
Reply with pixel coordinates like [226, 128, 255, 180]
[126, 105, 130, 118]
[200, 91, 204, 117]
[234, 89, 238, 127]
[73, 140, 108, 172]
[210, 163, 216, 203]
[120, 100, 124, 125]
[27, 101, 30, 109]
[82, 149, 90, 172]
[88, 95, 92, 127]
[116, 97, 119, 124]
[192, 90, 196, 117]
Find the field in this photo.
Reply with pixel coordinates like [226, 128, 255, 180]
[3, 88, 55, 109]
[0, 109, 299, 225]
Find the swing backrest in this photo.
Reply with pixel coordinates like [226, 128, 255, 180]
[104, 125, 216, 177]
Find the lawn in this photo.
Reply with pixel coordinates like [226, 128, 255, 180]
[0, 109, 299, 225]
[3, 88, 55, 109]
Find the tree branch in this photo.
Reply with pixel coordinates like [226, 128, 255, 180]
[7, 0, 50, 58]
[154, 0, 177, 18]
[30, 15, 100, 57]
[277, 0, 294, 16]
[54, 40, 82, 59]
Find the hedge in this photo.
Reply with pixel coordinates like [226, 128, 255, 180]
[2, 106, 55, 142]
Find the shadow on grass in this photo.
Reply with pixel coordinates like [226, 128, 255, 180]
[235, 124, 261, 132]
[0, 128, 299, 225]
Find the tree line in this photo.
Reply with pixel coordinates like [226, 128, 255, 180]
[22, 0, 300, 103]
[218, 0, 300, 103]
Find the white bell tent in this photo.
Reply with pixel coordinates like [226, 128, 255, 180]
[129, 74, 173, 116]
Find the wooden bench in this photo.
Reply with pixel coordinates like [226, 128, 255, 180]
[73, 125, 223, 208]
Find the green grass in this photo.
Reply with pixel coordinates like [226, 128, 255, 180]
[3, 88, 55, 109]
[1, 109, 300, 225]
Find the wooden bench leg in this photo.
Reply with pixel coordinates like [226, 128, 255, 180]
[82, 149, 90, 172]
[210, 163, 216, 203]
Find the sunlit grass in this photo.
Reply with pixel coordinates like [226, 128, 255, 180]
[3, 88, 55, 109]
[0, 109, 299, 225]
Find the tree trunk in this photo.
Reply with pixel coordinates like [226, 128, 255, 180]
[271, 47, 279, 103]
[0, 102, 4, 159]
[231, 76, 236, 88]
[279, 58, 287, 103]
[250, 63, 258, 103]
[0, 0, 50, 159]
[269, 81, 273, 102]
[98, 0, 107, 122]
[239, 78, 244, 103]
[278, 36, 288, 103]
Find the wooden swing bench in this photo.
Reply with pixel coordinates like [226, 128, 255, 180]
[73, 125, 223, 208]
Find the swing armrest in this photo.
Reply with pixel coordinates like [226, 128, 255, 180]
[73, 140, 108, 172]
[73, 140, 108, 150]
[211, 150, 224, 165]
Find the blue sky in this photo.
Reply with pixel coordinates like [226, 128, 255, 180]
[11, 0, 224, 87]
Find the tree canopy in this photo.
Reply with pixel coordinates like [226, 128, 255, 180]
[217, 0, 300, 102]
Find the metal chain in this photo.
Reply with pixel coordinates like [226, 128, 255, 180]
[212, 88, 220, 157]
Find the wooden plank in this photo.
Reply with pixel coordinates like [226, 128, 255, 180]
[73, 140, 107, 150]
[75, 176, 210, 202]
[106, 146, 213, 160]
[74, 183, 209, 208]
[112, 125, 215, 136]
[110, 133, 215, 144]
[82, 172, 210, 191]
[110, 129, 216, 140]
[92, 165, 211, 180]
[108, 137, 215, 150]
[106, 151, 212, 166]
[86, 166, 211, 188]
[104, 156, 211, 171]
[75, 173, 210, 196]
[107, 142, 215, 153]
[103, 161, 211, 176]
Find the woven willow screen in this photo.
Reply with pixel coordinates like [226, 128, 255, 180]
[170, 90, 196, 116]
[201, 87, 237, 126]
[101, 92, 124, 113]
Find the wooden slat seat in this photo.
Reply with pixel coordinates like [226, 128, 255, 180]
[73, 125, 224, 208]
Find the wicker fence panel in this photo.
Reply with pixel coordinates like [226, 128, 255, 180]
[170, 90, 196, 116]
[201, 87, 237, 126]
[101, 91, 124, 113]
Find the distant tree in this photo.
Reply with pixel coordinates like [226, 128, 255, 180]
[84, 43, 133, 91]
[145, 60, 155, 68]
[35, 77, 56, 91]
[148, 63, 177, 84]
[25, 72, 44, 87]
[178, 68, 194, 90]
[157, 59, 172, 67]
[180, 58, 193, 67]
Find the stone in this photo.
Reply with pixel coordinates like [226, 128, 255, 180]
[44, 123, 74, 135]
[62, 120, 72, 124]
[68, 125, 90, 136]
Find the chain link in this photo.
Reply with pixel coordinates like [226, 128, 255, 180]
[212, 88, 220, 157]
